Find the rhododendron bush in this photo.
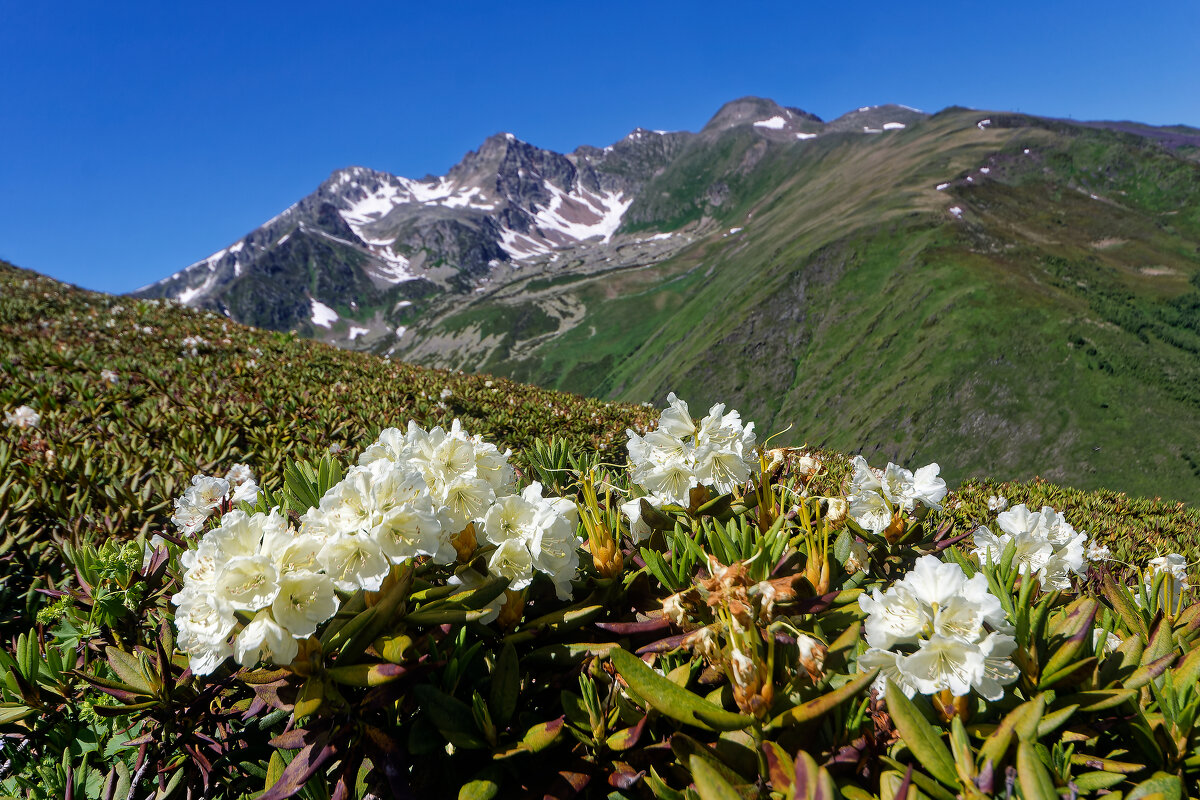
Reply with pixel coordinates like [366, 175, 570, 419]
[5, 396, 1200, 800]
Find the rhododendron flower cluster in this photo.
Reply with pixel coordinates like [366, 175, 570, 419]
[170, 466, 260, 536]
[171, 421, 581, 675]
[624, 393, 759, 540]
[846, 456, 948, 536]
[858, 556, 1018, 700]
[480, 483, 580, 599]
[972, 504, 1091, 590]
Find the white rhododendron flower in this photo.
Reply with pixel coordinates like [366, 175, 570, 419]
[224, 463, 260, 505]
[1140, 553, 1191, 612]
[987, 495, 1009, 512]
[272, 571, 340, 638]
[846, 456, 947, 536]
[318, 532, 390, 592]
[971, 504, 1091, 590]
[99, 368, 119, 384]
[234, 610, 298, 667]
[626, 393, 758, 510]
[858, 555, 1015, 700]
[4, 405, 40, 429]
[170, 473, 236, 535]
[480, 482, 580, 599]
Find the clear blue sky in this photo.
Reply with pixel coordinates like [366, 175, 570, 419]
[2, 0, 1197, 294]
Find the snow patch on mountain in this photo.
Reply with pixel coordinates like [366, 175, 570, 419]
[310, 299, 339, 328]
[753, 116, 788, 130]
[533, 184, 630, 245]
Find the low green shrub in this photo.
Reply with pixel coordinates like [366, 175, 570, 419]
[4, 393, 1199, 799]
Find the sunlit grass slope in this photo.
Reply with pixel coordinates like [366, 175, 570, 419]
[412, 110, 1200, 501]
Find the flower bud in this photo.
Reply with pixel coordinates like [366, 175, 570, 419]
[451, 522, 478, 563]
[496, 589, 525, 630]
[795, 634, 827, 683]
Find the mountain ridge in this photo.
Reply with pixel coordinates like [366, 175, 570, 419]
[133, 98, 1200, 500]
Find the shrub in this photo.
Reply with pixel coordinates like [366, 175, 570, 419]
[4, 394, 1199, 799]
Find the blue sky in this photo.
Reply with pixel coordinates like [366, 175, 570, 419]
[2, 0, 1198, 294]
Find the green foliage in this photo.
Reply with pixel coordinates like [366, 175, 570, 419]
[6, 257, 1200, 797]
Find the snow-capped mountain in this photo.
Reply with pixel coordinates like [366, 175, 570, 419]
[134, 98, 925, 342]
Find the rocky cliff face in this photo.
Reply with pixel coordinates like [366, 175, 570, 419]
[134, 97, 895, 346]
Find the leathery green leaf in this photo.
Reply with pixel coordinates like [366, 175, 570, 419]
[326, 661, 409, 687]
[1017, 741, 1058, 800]
[489, 642, 519, 728]
[767, 668, 877, 729]
[879, 756, 957, 800]
[293, 677, 324, 721]
[689, 754, 743, 800]
[1102, 572, 1148, 640]
[609, 647, 751, 732]
[884, 680, 958, 789]
[1042, 597, 1098, 677]
[1126, 771, 1182, 800]
[1072, 771, 1127, 792]
[1062, 689, 1136, 712]
[977, 693, 1045, 773]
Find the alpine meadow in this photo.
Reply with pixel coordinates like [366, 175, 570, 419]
[6, 93, 1200, 800]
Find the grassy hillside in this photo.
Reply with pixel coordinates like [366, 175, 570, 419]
[4, 258, 1200, 640]
[0, 261, 655, 628]
[398, 110, 1200, 501]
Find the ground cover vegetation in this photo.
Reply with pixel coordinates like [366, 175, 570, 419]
[4, 262, 1200, 797]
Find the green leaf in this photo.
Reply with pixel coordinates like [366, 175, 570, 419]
[1072, 771, 1127, 792]
[264, 750, 287, 792]
[1016, 740, 1058, 800]
[609, 647, 751, 732]
[689, 754, 743, 800]
[1042, 597, 1098, 678]
[1126, 771, 1182, 800]
[413, 684, 488, 749]
[294, 677, 324, 721]
[1102, 572, 1148, 640]
[884, 680, 958, 789]
[326, 662, 409, 687]
[1127, 653, 1176, 690]
[489, 642, 519, 728]
[105, 646, 153, 695]
[1062, 689, 1136, 712]
[767, 668, 877, 729]
[520, 716, 565, 753]
[977, 693, 1045, 774]
[458, 768, 501, 800]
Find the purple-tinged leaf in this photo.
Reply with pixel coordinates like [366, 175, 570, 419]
[604, 716, 648, 751]
[607, 766, 644, 789]
[544, 766, 592, 799]
[596, 617, 670, 636]
[269, 729, 313, 750]
[763, 741, 794, 791]
[894, 764, 914, 800]
[259, 732, 338, 800]
[634, 632, 690, 655]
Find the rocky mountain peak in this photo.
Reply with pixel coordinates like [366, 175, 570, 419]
[701, 97, 824, 140]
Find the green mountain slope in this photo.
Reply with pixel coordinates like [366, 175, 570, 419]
[396, 109, 1200, 501]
